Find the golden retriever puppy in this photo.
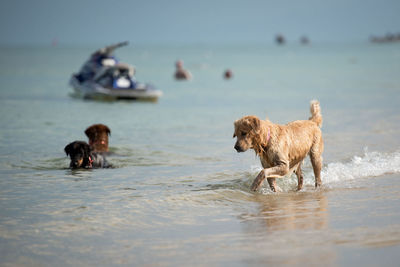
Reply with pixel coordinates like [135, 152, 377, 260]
[233, 100, 323, 192]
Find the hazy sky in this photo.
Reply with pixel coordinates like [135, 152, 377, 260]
[0, 0, 399, 45]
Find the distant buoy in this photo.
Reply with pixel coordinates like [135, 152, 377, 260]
[224, 69, 233, 79]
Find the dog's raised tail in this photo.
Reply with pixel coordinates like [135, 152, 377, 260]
[309, 100, 322, 127]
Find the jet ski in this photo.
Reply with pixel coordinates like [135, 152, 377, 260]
[69, 41, 162, 101]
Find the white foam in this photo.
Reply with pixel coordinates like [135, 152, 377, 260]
[322, 148, 400, 185]
[250, 148, 400, 191]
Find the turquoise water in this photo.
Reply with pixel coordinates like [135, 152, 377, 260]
[0, 43, 400, 266]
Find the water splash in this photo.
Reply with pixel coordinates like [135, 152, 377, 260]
[323, 148, 400, 185]
[249, 148, 400, 192]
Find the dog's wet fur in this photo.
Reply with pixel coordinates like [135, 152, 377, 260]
[85, 124, 111, 153]
[233, 100, 324, 192]
[64, 141, 110, 169]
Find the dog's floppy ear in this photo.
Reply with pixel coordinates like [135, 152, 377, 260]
[85, 127, 95, 138]
[246, 116, 261, 133]
[105, 125, 111, 136]
[64, 143, 72, 156]
[233, 120, 238, 138]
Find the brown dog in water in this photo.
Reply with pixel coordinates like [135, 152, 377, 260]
[84, 124, 111, 153]
[233, 100, 323, 192]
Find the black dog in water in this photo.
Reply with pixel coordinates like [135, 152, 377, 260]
[64, 141, 110, 169]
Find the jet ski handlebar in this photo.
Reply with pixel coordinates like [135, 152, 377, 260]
[95, 41, 129, 56]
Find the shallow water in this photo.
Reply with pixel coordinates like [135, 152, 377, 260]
[0, 43, 400, 266]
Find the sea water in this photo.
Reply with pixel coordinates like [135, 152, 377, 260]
[0, 43, 400, 266]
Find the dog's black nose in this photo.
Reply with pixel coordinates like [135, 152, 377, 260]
[70, 161, 79, 168]
[234, 144, 243, 152]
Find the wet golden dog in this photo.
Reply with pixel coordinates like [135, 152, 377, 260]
[233, 100, 323, 192]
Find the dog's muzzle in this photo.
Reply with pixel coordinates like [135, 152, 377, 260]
[234, 144, 244, 152]
[70, 158, 81, 168]
[70, 161, 79, 168]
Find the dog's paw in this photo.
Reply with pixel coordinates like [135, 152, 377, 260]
[251, 171, 265, 191]
[250, 182, 261, 192]
[274, 185, 283, 192]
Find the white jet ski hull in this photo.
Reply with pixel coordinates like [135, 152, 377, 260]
[70, 75, 162, 101]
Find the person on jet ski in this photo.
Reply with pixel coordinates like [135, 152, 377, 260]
[94, 63, 137, 89]
[77, 41, 128, 82]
